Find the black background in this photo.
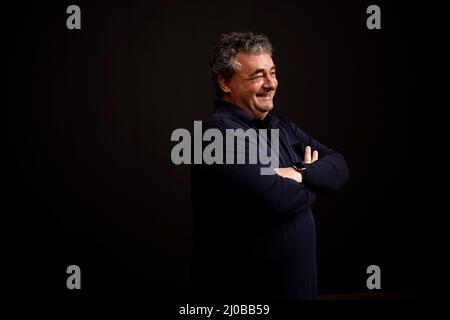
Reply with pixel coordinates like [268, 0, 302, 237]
[5, 0, 448, 301]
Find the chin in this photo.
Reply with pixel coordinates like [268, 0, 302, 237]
[259, 103, 274, 111]
[255, 99, 274, 111]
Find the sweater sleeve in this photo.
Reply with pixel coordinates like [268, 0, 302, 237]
[211, 160, 316, 218]
[288, 121, 350, 193]
[199, 123, 316, 219]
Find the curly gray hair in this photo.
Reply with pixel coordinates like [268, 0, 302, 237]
[209, 32, 274, 97]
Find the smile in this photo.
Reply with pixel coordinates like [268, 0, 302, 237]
[256, 93, 273, 99]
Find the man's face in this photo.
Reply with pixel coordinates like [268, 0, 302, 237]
[222, 52, 278, 119]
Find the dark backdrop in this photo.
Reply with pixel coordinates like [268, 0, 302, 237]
[5, 0, 448, 300]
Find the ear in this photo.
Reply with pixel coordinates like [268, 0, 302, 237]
[218, 75, 232, 94]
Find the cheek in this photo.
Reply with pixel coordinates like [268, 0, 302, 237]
[237, 84, 259, 98]
[249, 83, 263, 95]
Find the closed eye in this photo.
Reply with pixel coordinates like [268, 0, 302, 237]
[250, 74, 264, 80]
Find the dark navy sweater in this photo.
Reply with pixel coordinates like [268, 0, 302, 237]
[191, 99, 349, 301]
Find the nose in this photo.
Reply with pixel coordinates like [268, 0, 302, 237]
[263, 75, 277, 90]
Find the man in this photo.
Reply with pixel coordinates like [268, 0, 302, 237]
[190, 32, 349, 300]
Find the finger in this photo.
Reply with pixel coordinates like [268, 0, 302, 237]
[304, 146, 312, 164]
[312, 150, 319, 162]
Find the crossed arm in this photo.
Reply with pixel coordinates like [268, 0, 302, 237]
[275, 122, 350, 193]
[197, 122, 349, 219]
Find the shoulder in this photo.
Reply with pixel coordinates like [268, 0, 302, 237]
[271, 113, 306, 135]
[203, 112, 246, 131]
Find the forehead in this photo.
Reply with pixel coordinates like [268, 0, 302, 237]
[234, 52, 274, 73]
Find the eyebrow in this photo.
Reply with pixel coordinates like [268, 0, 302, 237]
[249, 65, 276, 77]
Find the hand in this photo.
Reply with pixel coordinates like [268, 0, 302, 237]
[304, 146, 318, 164]
[274, 167, 302, 183]
[274, 146, 319, 183]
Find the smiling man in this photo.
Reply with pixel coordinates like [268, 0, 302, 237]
[190, 32, 349, 301]
[218, 51, 277, 119]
